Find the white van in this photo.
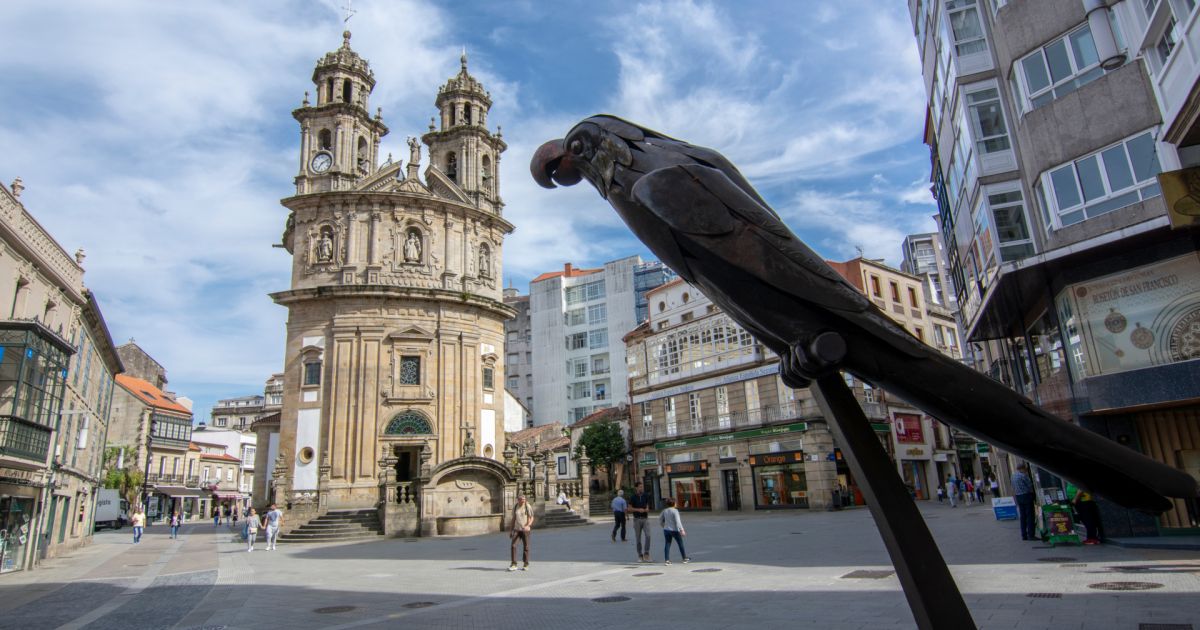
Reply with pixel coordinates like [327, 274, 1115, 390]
[94, 489, 129, 530]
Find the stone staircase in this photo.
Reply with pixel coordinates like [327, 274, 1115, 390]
[538, 504, 590, 529]
[590, 494, 612, 517]
[278, 509, 384, 544]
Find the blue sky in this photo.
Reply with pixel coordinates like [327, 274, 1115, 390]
[0, 0, 936, 422]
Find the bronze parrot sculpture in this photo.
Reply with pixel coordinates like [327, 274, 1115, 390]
[532, 115, 1198, 514]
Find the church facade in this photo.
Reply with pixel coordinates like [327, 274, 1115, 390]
[269, 32, 517, 535]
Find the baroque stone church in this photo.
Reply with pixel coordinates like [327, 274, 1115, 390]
[268, 31, 521, 536]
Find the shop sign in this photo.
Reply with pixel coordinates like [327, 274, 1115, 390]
[870, 423, 890, 433]
[977, 443, 990, 454]
[654, 422, 807, 450]
[748, 450, 803, 467]
[665, 461, 707, 475]
[0, 467, 42, 487]
[902, 446, 929, 459]
[1056, 253, 1200, 379]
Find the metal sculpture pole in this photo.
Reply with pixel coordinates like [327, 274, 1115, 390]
[811, 374, 975, 629]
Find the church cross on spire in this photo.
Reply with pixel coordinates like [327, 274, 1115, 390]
[341, 0, 357, 25]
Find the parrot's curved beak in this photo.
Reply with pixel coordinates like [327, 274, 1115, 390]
[531, 139, 581, 188]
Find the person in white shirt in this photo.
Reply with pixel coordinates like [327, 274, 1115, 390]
[659, 497, 689, 565]
[262, 504, 283, 550]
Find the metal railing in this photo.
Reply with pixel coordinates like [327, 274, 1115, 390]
[633, 400, 817, 443]
[0, 415, 52, 462]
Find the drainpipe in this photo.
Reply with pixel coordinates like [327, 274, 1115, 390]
[1084, 0, 1127, 70]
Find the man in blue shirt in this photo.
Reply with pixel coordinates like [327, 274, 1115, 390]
[628, 482, 653, 562]
[611, 489, 628, 542]
[1011, 463, 1037, 541]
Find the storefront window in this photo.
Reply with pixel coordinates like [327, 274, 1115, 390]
[0, 496, 34, 573]
[750, 450, 808, 509]
[1054, 254, 1200, 379]
[665, 460, 710, 510]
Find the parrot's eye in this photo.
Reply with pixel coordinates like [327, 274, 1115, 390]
[569, 139, 584, 156]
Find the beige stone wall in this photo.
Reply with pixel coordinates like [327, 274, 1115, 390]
[276, 293, 508, 510]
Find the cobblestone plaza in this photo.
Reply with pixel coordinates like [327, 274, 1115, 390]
[0, 504, 1197, 629]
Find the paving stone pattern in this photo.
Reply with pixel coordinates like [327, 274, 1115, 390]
[0, 503, 1197, 629]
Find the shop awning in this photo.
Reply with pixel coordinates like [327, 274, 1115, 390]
[152, 485, 200, 498]
[212, 492, 244, 500]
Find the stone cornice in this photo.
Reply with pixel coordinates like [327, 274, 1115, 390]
[280, 190, 514, 234]
[270, 284, 517, 320]
[0, 185, 85, 303]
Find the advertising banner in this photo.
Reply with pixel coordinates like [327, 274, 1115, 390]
[1058, 253, 1200, 378]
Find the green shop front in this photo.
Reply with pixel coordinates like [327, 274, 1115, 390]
[0, 321, 73, 574]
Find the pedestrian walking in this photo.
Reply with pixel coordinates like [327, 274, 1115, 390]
[945, 475, 957, 508]
[628, 482, 653, 562]
[611, 489, 628, 543]
[936, 485, 944, 503]
[245, 508, 259, 552]
[131, 508, 145, 544]
[1011, 463, 1037, 541]
[213, 506, 220, 527]
[508, 495, 534, 571]
[169, 511, 181, 539]
[975, 477, 985, 504]
[263, 503, 283, 550]
[990, 476, 1001, 498]
[964, 478, 974, 505]
[660, 498, 689, 565]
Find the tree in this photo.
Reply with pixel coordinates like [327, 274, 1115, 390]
[574, 421, 625, 490]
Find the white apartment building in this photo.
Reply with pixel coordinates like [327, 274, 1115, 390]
[530, 256, 669, 425]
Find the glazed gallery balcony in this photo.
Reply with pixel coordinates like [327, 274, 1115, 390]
[634, 399, 820, 444]
[0, 320, 74, 466]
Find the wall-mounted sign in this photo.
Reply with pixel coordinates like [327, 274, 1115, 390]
[748, 450, 803, 467]
[1158, 167, 1200, 229]
[654, 422, 808, 450]
[1057, 253, 1200, 378]
[894, 413, 924, 444]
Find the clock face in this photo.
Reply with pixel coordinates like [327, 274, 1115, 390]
[310, 152, 332, 173]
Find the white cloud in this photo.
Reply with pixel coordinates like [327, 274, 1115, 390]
[0, 0, 933, 420]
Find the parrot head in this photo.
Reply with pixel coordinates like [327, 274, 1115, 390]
[531, 115, 646, 199]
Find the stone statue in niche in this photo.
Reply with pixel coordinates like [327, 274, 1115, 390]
[462, 430, 476, 458]
[407, 136, 421, 166]
[404, 230, 422, 263]
[478, 246, 491, 278]
[316, 227, 335, 263]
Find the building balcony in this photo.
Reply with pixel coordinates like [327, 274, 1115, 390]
[0, 415, 52, 465]
[633, 400, 817, 444]
[185, 476, 200, 488]
[147, 473, 185, 485]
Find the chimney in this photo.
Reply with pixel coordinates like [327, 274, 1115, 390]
[564, 262, 573, 275]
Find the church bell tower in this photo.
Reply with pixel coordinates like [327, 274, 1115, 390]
[421, 52, 506, 214]
[293, 31, 389, 194]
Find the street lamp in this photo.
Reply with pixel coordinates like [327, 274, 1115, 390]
[140, 415, 158, 522]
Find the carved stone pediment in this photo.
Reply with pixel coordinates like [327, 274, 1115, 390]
[424, 166, 471, 204]
[389, 325, 435, 341]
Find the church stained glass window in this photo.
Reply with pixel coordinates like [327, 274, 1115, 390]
[385, 410, 433, 435]
[400, 356, 420, 385]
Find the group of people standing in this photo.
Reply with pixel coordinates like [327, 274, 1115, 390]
[938, 473, 999, 507]
[611, 482, 689, 565]
[1011, 463, 1103, 545]
[509, 481, 691, 571]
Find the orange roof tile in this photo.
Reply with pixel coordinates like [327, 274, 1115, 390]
[570, 406, 628, 429]
[115, 374, 192, 415]
[531, 262, 603, 283]
[199, 453, 241, 462]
